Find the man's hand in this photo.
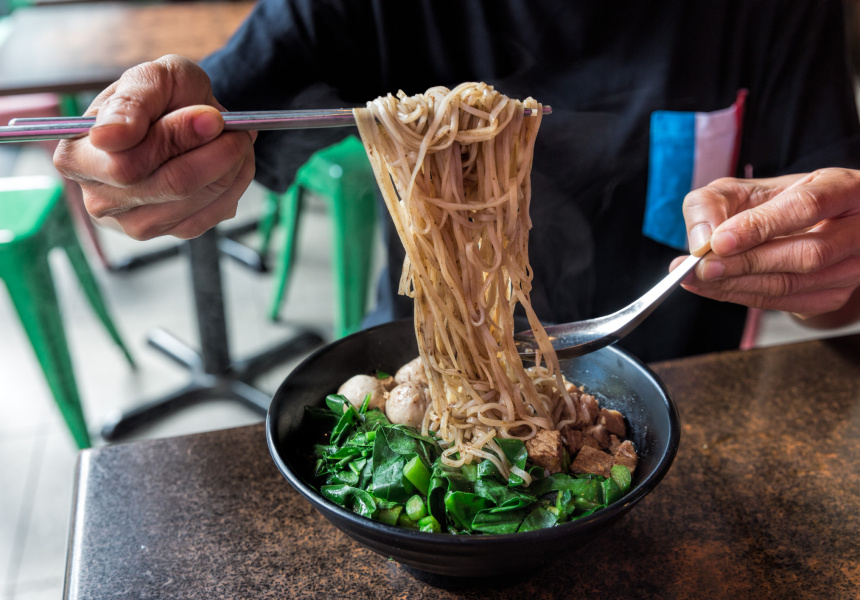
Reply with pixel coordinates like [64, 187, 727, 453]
[53, 54, 257, 240]
[676, 168, 860, 327]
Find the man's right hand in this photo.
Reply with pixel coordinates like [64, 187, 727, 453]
[54, 54, 257, 240]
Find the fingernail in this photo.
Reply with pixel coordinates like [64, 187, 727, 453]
[700, 258, 725, 281]
[711, 230, 737, 255]
[689, 224, 712, 256]
[193, 111, 222, 139]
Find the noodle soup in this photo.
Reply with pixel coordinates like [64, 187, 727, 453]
[302, 358, 639, 535]
[267, 319, 680, 576]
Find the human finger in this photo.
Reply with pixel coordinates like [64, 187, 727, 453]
[695, 212, 860, 281]
[54, 54, 230, 195]
[682, 174, 800, 256]
[87, 55, 220, 153]
[109, 147, 252, 239]
[166, 152, 257, 239]
[682, 283, 857, 317]
[58, 103, 228, 195]
[709, 168, 860, 257]
[81, 122, 254, 220]
[681, 255, 860, 311]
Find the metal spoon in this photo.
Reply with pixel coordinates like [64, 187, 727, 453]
[515, 251, 709, 360]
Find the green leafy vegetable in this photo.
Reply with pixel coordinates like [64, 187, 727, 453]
[611, 464, 632, 493]
[403, 456, 432, 496]
[302, 397, 634, 535]
[405, 494, 427, 521]
[418, 515, 442, 533]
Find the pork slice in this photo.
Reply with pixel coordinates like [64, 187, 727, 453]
[570, 445, 614, 478]
[580, 393, 600, 425]
[561, 426, 584, 455]
[526, 429, 564, 474]
[612, 440, 639, 474]
[586, 424, 611, 450]
[599, 408, 627, 437]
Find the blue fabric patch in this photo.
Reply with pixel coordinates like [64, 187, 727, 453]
[643, 110, 695, 251]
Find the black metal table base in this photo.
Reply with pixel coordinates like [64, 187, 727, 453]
[108, 220, 268, 273]
[100, 228, 325, 442]
[100, 327, 323, 440]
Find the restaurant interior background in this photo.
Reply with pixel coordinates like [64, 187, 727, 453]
[2, 1, 860, 599]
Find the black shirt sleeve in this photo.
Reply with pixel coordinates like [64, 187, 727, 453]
[199, 0, 381, 192]
[739, 0, 860, 176]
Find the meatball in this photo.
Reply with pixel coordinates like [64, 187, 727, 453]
[385, 381, 429, 429]
[336, 375, 386, 412]
[394, 357, 428, 385]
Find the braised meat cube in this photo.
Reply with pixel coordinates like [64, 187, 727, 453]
[526, 429, 564, 474]
[612, 440, 639, 474]
[586, 424, 610, 450]
[599, 408, 626, 437]
[579, 393, 600, 425]
[561, 426, 584, 455]
[570, 445, 614, 478]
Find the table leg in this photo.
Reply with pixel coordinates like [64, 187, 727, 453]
[108, 220, 269, 273]
[100, 228, 325, 442]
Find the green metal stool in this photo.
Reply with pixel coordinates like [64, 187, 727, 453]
[266, 136, 378, 339]
[0, 176, 134, 449]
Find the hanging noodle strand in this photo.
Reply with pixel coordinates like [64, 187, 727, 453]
[354, 83, 575, 484]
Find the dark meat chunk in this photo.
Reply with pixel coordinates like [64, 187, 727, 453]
[612, 440, 639, 474]
[599, 408, 627, 437]
[581, 434, 602, 450]
[526, 429, 563, 474]
[586, 424, 610, 450]
[570, 445, 614, 478]
[561, 426, 584, 455]
[579, 393, 600, 425]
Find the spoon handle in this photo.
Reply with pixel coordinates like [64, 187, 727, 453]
[610, 252, 706, 338]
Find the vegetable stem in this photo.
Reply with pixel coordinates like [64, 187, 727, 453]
[403, 456, 432, 496]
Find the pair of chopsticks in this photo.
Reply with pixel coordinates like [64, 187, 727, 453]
[0, 106, 552, 143]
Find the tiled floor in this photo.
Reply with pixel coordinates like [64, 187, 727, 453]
[2, 147, 860, 600]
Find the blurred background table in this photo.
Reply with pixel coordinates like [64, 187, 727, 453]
[0, 0, 268, 271]
[63, 334, 860, 599]
[0, 1, 255, 96]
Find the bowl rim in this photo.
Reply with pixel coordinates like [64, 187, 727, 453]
[266, 319, 680, 546]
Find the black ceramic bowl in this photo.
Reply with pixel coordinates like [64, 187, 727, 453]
[266, 319, 680, 578]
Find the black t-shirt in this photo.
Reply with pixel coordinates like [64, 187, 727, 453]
[202, 0, 860, 362]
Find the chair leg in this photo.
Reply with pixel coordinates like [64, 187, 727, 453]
[257, 190, 281, 259]
[62, 179, 112, 270]
[3, 255, 91, 449]
[58, 206, 135, 367]
[329, 185, 377, 338]
[268, 184, 302, 321]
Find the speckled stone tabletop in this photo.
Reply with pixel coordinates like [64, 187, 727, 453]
[64, 335, 860, 600]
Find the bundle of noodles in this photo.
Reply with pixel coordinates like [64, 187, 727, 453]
[354, 83, 577, 485]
